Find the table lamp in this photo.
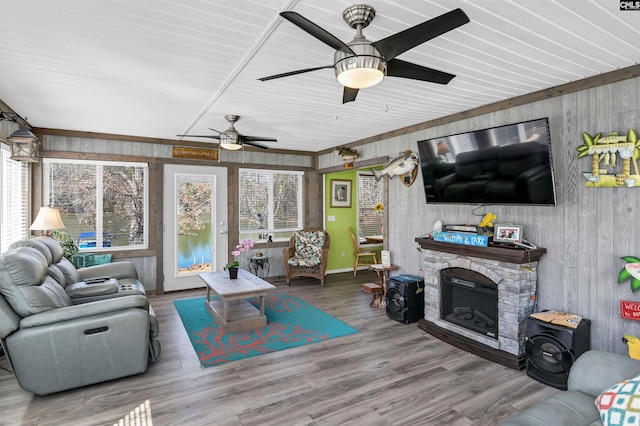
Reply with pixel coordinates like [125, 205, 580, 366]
[29, 207, 65, 236]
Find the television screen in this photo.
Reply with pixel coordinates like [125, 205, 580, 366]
[417, 117, 556, 206]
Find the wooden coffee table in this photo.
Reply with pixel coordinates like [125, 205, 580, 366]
[199, 269, 276, 332]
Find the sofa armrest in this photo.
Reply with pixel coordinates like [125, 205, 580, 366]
[19, 295, 149, 329]
[66, 280, 119, 299]
[77, 261, 139, 281]
[568, 350, 640, 397]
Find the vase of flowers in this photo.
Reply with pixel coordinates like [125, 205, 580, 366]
[224, 239, 254, 279]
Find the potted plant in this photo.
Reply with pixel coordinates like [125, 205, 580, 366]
[51, 230, 79, 260]
[225, 239, 254, 279]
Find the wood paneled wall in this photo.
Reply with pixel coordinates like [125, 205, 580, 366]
[317, 74, 640, 355]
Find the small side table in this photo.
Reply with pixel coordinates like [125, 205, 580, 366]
[368, 264, 398, 309]
[249, 256, 271, 278]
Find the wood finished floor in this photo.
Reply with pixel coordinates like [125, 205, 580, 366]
[0, 272, 559, 426]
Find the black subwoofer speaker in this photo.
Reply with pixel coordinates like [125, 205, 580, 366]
[386, 275, 424, 324]
[525, 316, 591, 390]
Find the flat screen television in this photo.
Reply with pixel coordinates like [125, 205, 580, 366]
[417, 117, 556, 206]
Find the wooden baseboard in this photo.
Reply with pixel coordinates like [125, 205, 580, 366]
[417, 319, 525, 370]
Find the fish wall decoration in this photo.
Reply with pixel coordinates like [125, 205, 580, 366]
[335, 146, 358, 168]
[372, 150, 419, 186]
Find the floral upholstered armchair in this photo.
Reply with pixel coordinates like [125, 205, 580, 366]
[282, 228, 330, 287]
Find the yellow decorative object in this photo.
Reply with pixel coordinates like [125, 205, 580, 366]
[576, 129, 639, 187]
[374, 203, 383, 212]
[623, 335, 640, 360]
[479, 213, 496, 228]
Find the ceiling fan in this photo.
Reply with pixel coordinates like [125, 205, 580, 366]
[177, 115, 277, 150]
[259, 5, 470, 103]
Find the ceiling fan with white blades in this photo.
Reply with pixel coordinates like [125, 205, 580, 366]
[259, 5, 470, 103]
[177, 114, 277, 150]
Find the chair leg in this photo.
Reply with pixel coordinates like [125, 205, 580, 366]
[354, 254, 359, 277]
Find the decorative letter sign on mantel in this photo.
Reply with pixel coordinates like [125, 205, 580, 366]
[433, 231, 489, 247]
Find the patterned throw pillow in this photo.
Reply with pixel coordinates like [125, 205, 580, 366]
[596, 374, 640, 426]
[288, 231, 325, 267]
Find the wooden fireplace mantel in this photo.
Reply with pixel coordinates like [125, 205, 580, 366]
[415, 237, 546, 264]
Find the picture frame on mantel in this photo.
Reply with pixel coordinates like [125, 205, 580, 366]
[493, 224, 523, 245]
[330, 179, 352, 208]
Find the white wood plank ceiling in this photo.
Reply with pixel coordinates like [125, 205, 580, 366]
[0, 0, 638, 152]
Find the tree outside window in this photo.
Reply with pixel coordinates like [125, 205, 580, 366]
[239, 169, 303, 242]
[43, 159, 148, 250]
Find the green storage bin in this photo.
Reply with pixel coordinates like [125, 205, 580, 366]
[71, 253, 112, 268]
[71, 253, 94, 268]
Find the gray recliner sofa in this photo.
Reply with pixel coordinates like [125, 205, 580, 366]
[9, 236, 147, 303]
[502, 350, 640, 425]
[0, 238, 160, 395]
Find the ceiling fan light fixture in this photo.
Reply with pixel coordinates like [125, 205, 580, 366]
[219, 132, 243, 150]
[334, 42, 385, 89]
[220, 142, 243, 150]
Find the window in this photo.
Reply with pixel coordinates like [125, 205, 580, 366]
[0, 143, 29, 252]
[43, 159, 148, 250]
[239, 168, 303, 242]
[357, 172, 384, 242]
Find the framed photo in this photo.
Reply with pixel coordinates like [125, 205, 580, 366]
[381, 250, 391, 267]
[330, 179, 352, 208]
[493, 224, 523, 245]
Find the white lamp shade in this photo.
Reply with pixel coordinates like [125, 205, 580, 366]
[29, 207, 65, 231]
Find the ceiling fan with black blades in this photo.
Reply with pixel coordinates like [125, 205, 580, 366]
[259, 5, 470, 103]
[177, 114, 277, 150]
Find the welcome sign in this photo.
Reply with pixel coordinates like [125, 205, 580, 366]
[433, 231, 489, 247]
[621, 300, 640, 321]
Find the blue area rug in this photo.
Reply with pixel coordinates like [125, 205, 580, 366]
[173, 290, 358, 367]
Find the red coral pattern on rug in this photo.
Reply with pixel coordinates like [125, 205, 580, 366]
[173, 289, 357, 367]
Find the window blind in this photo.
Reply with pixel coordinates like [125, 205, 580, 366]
[1, 143, 29, 252]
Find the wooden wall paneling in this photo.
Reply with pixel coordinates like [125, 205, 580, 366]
[594, 83, 617, 350]
[149, 161, 163, 294]
[560, 92, 578, 277]
[573, 88, 597, 320]
[614, 78, 639, 114]
[30, 157, 43, 219]
[304, 170, 321, 228]
[228, 165, 239, 257]
[611, 77, 640, 354]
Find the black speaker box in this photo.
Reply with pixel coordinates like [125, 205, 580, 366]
[525, 316, 591, 390]
[386, 275, 425, 324]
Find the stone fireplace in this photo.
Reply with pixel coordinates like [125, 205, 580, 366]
[415, 238, 546, 369]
